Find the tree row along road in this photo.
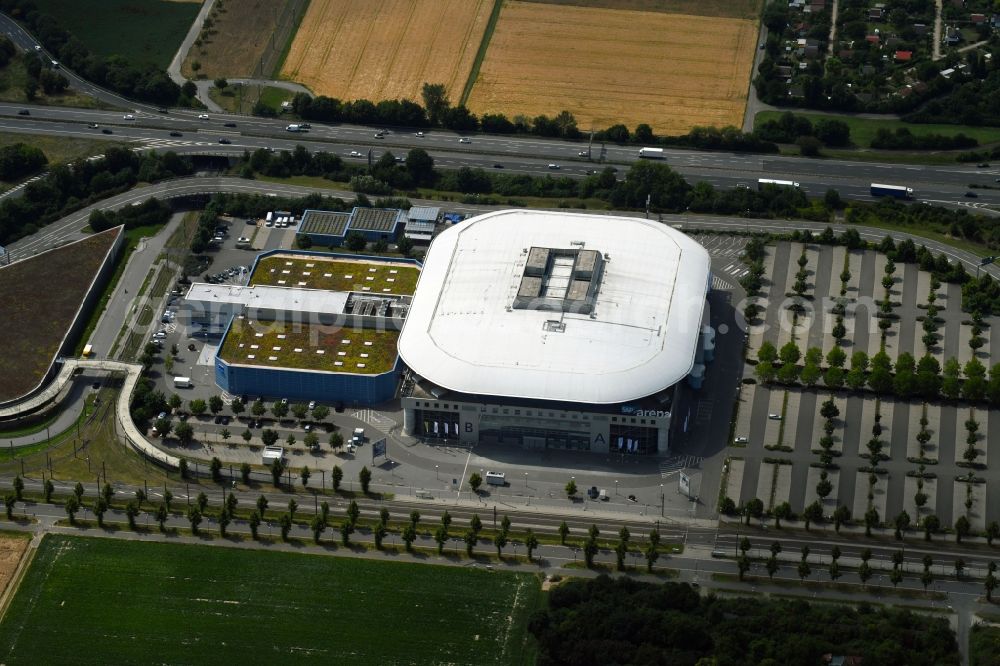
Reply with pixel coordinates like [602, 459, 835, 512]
[7, 176, 999, 287]
[2, 495, 996, 607]
[13, 477, 687, 545]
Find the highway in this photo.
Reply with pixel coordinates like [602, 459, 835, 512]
[0, 101, 998, 212]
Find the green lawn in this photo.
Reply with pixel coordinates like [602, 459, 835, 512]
[754, 110, 1000, 148]
[210, 84, 296, 114]
[0, 535, 541, 665]
[31, 0, 201, 68]
[0, 57, 110, 109]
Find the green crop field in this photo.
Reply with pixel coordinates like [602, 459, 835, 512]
[0, 535, 541, 665]
[31, 0, 201, 68]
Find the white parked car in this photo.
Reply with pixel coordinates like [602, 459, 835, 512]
[768, 413, 782, 420]
[734, 436, 748, 444]
[308, 400, 316, 410]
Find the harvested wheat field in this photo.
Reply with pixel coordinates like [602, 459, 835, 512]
[281, 0, 493, 102]
[466, 1, 758, 134]
[0, 536, 29, 601]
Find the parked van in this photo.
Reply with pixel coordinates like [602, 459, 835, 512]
[485, 471, 506, 486]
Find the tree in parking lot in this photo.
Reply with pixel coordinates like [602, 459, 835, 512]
[241, 429, 252, 443]
[291, 403, 309, 420]
[220, 429, 231, 443]
[169, 393, 182, 411]
[154, 417, 172, 438]
[565, 479, 578, 499]
[329, 432, 343, 451]
[802, 501, 823, 530]
[311, 405, 329, 422]
[744, 498, 764, 525]
[303, 432, 318, 450]
[174, 422, 194, 445]
[210, 457, 222, 482]
[469, 472, 483, 494]
[261, 429, 279, 447]
[208, 396, 223, 415]
[359, 466, 372, 494]
[332, 465, 343, 492]
[251, 400, 266, 418]
[301, 466, 311, 488]
[189, 399, 207, 417]
[164, 356, 174, 375]
[12, 476, 24, 501]
[923, 514, 941, 541]
[286, 434, 296, 448]
[272, 401, 289, 421]
[270, 459, 285, 487]
[214, 78, 228, 90]
[231, 397, 245, 418]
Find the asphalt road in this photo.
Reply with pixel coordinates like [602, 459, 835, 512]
[0, 102, 998, 211]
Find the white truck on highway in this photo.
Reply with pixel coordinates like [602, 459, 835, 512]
[285, 124, 303, 132]
[638, 147, 665, 159]
[870, 183, 914, 199]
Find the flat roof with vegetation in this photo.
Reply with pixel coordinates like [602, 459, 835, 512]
[250, 254, 419, 295]
[0, 228, 121, 402]
[218, 317, 399, 375]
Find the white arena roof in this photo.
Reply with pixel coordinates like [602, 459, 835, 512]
[398, 209, 711, 404]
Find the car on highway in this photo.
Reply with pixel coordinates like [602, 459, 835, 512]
[33, 45, 41, 52]
[768, 413, 782, 420]
[198, 114, 209, 119]
[977, 163, 990, 168]
[493, 163, 504, 169]
[123, 114, 135, 120]
[224, 122, 237, 127]
[577, 151, 588, 157]
[157, 108, 168, 113]
[394, 156, 404, 162]
[349, 150, 363, 157]
[101, 128, 112, 134]
[965, 191, 979, 198]
[300, 123, 311, 129]
[218, 137, 231, 144]
[459, 137, 471, 144]
[17, 109, 28, 115]
[87, 123, 99, 128]
[169, 131, 181, 137]
[547, 163, 560, 169]
[415, 131, 424, 137]
[373, 132, 384, 139]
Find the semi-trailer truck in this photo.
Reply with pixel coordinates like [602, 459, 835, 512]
[870, 183, 913, 199]
[758, 178, 800, 189]
[638, 147, 665, 159]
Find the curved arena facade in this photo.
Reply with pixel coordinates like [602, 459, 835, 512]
[398, 209, 712, 455]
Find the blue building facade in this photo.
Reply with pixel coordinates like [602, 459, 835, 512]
[215, 355, 401, 405]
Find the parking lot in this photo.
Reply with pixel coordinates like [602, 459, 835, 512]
[728, 240, 1000, 530]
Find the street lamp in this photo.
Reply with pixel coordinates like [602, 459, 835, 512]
[615, 479, 618, 496]
[435, 465, 439, 481]
[660, 483, 664, 517]
[524, 472, 528, 488]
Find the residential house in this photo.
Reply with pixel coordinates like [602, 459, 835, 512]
[869, 8, 884, 20]
[895, 50, 913, 61]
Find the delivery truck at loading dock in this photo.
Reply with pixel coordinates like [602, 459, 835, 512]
[870, 183, 913, 199]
